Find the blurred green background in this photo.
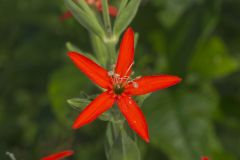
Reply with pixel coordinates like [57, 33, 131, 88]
[0, 0, 240, 159]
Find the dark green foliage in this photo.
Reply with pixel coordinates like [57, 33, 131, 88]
[0, 0, 239, 159]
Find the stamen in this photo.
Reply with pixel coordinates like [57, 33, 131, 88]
[132, 82, 139, 88]
[135, 76, 142, 79]
[114, 73, 120, 78]
[125, 61, 135, 77]
[109, 62, 142, 91]
[108, 71, 114, 76]
[111, 64, 116, 69]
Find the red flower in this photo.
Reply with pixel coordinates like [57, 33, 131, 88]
[201, 157, 209, 160]
[41, 150, 74, 160]
[68, 28, 182, 142]
[61, 0, 117, 21]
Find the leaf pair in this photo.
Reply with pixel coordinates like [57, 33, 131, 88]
[65, 0, 142, 40]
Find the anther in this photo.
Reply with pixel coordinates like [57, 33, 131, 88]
[114, 73, 120, 78]
[132, 82, 139, 88]
[108, 71, 114, 76]
[111, 64, 116, 69]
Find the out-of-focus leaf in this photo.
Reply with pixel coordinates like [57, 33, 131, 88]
[67, 98, 112, 121]
[113, 0, 141, 37]
[134, 33, 139, 48]
[48, 65, 91, 126]
[74, 140, 105, 160]
[117, 0, 128, 16]
[134, 94, 151, 107]
[105, 122, 141, 160]
[67, 98, 90, 109]
[165, 0, 221, 75]
[152, 0, 198, 28]
[214, 73, 240, 158]
[189, 37, 239, 79]
[148, 30, 167, 54]
[64, 0, 105, 38]
[147, 30, 169, 72]
[144, 84, 235, 160]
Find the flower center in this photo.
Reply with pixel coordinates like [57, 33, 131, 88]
[113, 84, 125, 95]
[108, 62, 140, 94]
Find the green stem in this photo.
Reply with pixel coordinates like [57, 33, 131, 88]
[100, 2, 140, 159]
[101, 0, 117, 67]
[104, 105, 141, 160]
[105, 120, 141, 160]
[102, 0, 112, 36]
[105, 40, 116, 67]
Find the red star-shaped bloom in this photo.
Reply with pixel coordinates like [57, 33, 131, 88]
[68, 28, 182, 142]
[41, 150, 74, 160]
[61, 0, 117, 21]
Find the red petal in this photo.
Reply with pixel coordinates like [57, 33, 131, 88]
[117, 95, 149, 142]
[68, 52, 111, 89]
[72, 92, 115, 129]
[126, 75, 182, 95]
[41, 150, 74, 160]
[115, 28, 135, 77]
[60, 11, 73, 21]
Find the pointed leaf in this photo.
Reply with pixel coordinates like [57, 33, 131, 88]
[65, 0, 105, 38]
[113, 0, 141, 37]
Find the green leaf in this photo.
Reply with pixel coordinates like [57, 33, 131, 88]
[134, 33, 139, 48]
[75, 0, 97, 17]
[105, 122, 141, 160]
[64, 0, 105, 38]
[113, 0, 141, 37]
[134, 93, 151, 107]
[164, 0, 221, 75]
[90, 34, 108, 66]
[153, 0, 197, 28]
[189, 37, 239, 79]
[67, 98, 90, 109]
[117, 0, 128, 16]
[144, 84, 235, 160]
[101, 0, 112, 34]
[74, 140, 106, 160]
